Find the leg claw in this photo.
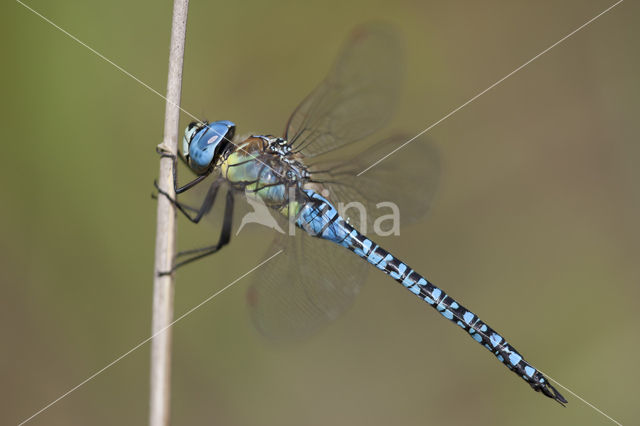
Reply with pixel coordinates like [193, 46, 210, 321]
[157, 269, 174, 277]
[153, 180, 177, 204]
[156, 144, 177, 160]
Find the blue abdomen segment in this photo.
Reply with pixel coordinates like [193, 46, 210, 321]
[296, 189, 567, 404]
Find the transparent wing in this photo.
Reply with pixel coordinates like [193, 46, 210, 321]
[307, 135, 440, 232]
[172, 173, 365, 341]
[247, 136, 440, 340]
[285, 24, 404, 157]
[247, 227, 368, 341]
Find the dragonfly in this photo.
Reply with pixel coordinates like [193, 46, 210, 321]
[155, 24, 567, 405]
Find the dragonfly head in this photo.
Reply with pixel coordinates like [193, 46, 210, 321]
[182, 120, 235, 174]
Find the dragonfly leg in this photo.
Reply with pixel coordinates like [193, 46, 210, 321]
[158, 190, 234, 275]
[151, 191, 200, 214]
[156, 146, 210, 194]
[154, 178, 223, 224]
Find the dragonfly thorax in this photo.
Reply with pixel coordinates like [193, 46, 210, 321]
[251, 135, 311, 182]
[265, 136, 291, 155]
[218, 134, 318, 218]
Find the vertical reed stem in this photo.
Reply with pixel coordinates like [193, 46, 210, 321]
[150, 1, 189, 425]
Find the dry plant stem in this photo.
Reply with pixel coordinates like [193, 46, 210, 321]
[150, 1, 189, 425]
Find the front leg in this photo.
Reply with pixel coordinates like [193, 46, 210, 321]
[154, 178, 223, 224]
[156, 145, 210, 194]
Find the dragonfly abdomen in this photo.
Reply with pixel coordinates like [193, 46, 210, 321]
[296, 189, 567, 404]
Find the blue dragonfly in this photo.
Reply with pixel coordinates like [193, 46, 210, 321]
[156, 24, 567, 405]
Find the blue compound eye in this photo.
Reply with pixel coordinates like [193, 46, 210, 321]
[184, 120, 235, 174]
[182, 121, 201, 161]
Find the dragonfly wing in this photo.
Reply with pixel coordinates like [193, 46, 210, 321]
[247, 227, 368, 341]
[285, 24, 403, 157]
[307, 135, 440, 232]
[247, 136, 439, 341]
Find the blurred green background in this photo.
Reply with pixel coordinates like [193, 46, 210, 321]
[2, 0, 638, 425]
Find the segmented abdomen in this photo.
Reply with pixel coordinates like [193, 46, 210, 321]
[295, 189, 567, 404]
